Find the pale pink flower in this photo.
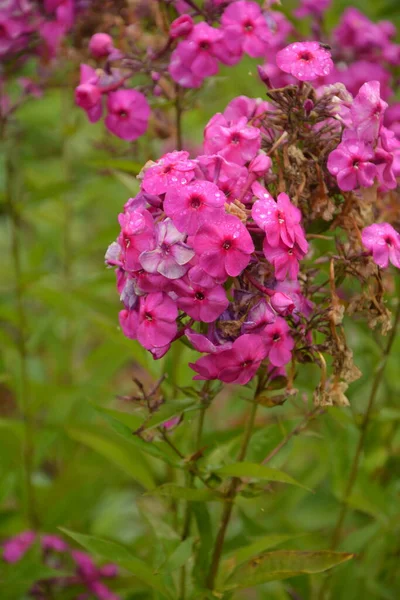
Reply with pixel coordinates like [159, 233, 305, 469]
[276, 41, 333, 81]
[188, 215, 254, 281]
[139, 219, 195, 279]
[361, 223, 400, 269]
[164, 180, 225, 234]
[105, 89, 150, 141]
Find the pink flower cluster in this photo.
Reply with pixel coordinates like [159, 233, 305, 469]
[106, 95, 314, 384]
[2, 531, 119, 600]
[327, 81, 400, 193]
[0, 0, 86, 60]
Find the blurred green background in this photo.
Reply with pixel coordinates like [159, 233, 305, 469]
[1, 0, 400, 598]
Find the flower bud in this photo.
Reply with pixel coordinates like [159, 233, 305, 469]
[170, 15, 194, 39]
[257, 65, 271, 87]
[249, 153, 272, 177]
[75, 83, 101, 110]
[303, 98, 314, 116]
[153, 85, 163, 97]
[270, 292, 295, 315]
[151, 71, 160, 82]
[88, 33, 114, 58]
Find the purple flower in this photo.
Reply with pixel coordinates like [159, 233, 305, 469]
[139, 219, 195, 279]
[351, 81, 388, 143]
[105, 89, 150, 141]
[221, 1, 271, 58]
[361, 223, 400, 269]
[188, 215, 254, 281]
[141, 151, 196, 196]
[175, 279, 229, 322]
[204, 115, 261, 165]
[242, 300, 276, 334]
[164, 180, 225, 234]
[75, 64, 102, 123]
[3, 531, 36, 563]
[327, 137, 377, 191]
[262, 318, 294, 367]
[276, 41, 333, 81]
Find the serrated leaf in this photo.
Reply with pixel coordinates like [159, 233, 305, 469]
[215, 462, 311, 491]
[60, 528, 173, 599]
[225, 550, 354, 589]
[148, 483, 224, 503]
[66, 427, 155, 490]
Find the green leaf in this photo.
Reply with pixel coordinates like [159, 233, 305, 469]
[225, 550, 354, 589]
[148, 483, 224, 503]
[215, 462, 312, 491]
[66, 427, 155, 490]
[158, 537, 194, 573]
[60, 529, 173, 599]
[95, 406, 181, 467]
[228, 534, 303, 566]
[139, 398, 198, 432]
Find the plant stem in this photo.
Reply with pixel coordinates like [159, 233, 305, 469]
[330, 298, 400, 550]
[175, 84, 183, 151]
[179, 384, 209, 599]
[206, 391, 260, 590]
[6, 147, 39, 529]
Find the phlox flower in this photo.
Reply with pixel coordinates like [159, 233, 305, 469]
[120, 292, 178, 349]
[263, 240, 305, 281]
[204, 116, 261, 165]
[141, 151, 196, 195]
[276, 41, 333, 81]
[164, 180, 225, 234]
[140, 218, 195, 279]
[223, 95, 270, 124]
[221, 1, 271, 58]
[252, 185, 308, 252]
[75, 64, 102, 123]
[242, 299, 275, 334]
[188, 215, 254, 281]
[350, 81, 388, 143]
[327, 137, 376, 191]
[197, 154, 249, 202]
[3, 531, 36, 563]
[105, 89, 150, 141]
[118, 209, 154, 272]
[262, 317, 294, 367]
[373, 127, 398, 191]
[174, 279, 229, 322]
[361, 223, 400, 269]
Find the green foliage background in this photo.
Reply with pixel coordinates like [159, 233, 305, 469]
[1, 1, 400, 598]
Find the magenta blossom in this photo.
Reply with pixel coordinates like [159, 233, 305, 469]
[351, 81, 388, 143]
[118, 209, 154, 272]
[263, 240, 305, 281]
[170, 14, 193, 39]
[276, 41, 333, 81]
[252, 186, 308, 252]
[3, 531, 36, 563]
[75, 64, 102, 123]
[204, 116, 261, 165]
[89, 32, 114, 58]
[270, 292, 296, 316]
[327, 137, 377, 191]
[188, 215, 254, 281]
[169, 22, 224, 88]
[175, 279, 229, 322]
[361, 223, 400, 269]
[140, 219, 194, 280]
[141, 151, 196, 195]
[105, 89, 150, 141]
[221, 1, 271, 58]
[262, 318, 294, 367]
[164, 180, 225, 234]
[120, 292, 178, 349]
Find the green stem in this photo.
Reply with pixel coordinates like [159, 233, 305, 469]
[331, 298, 400, 550]
[206, 391, 260, 590]
[175, 84, 183, 151]
[6, 148, 39, 529]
